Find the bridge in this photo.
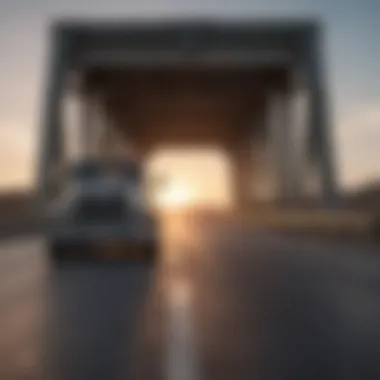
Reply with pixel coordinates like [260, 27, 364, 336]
[39, 19, 337, 207]
[1, 19, 377, 380]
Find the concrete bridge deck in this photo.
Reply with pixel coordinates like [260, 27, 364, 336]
[0, 213, 380, 380]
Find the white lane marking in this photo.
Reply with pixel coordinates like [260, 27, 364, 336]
[164, 235, 200, 380]
[166, 277, 200, 380]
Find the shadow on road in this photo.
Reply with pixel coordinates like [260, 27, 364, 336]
[40, 259, 160, 380]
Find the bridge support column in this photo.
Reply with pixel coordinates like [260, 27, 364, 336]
[80, 92, 125, 160]
[38, 29, 70, 204]
[230, 141, 254, 210]
[267, 91, 295, 203]
[101, 115, 116, 158]
[80, 92, 94, 158]
[93, 96, 115, 159]
[287, 70, 308, 201]
[306, 32, 338, 206]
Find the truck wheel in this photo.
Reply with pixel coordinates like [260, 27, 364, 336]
[143, 241, 157, 263]
[49, 241, 68, 263]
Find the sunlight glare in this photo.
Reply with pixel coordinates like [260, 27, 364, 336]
[156, 181, 195, 209]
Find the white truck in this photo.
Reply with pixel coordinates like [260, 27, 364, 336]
[45, 158, 158, 262]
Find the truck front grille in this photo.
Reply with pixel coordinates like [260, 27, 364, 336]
[75, 199, 126, 223]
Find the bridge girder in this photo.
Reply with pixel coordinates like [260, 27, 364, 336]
[37, 19, 338, 208]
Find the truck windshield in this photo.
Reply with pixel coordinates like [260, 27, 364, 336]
[72, 163, 101, 179]
[70, 160, 142, 182]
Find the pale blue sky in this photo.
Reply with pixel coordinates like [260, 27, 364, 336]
[0, 0, 379, 190]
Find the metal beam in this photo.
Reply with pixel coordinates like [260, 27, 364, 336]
[37, 26, 71, 204]
[76, 49, 294, 69]
[305, 27, 338, 205]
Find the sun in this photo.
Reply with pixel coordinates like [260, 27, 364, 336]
[155, 181, 195, 209]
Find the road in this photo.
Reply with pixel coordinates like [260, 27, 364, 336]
[1, 213, 380, 380]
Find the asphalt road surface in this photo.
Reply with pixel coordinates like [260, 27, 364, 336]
[1, 213, 380, 380]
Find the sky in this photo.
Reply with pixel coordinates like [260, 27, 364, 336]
[0, 0, 379, 192]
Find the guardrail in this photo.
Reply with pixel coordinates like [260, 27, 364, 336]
[238, 209, 379, 240]
[0, 207, 378, 243]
